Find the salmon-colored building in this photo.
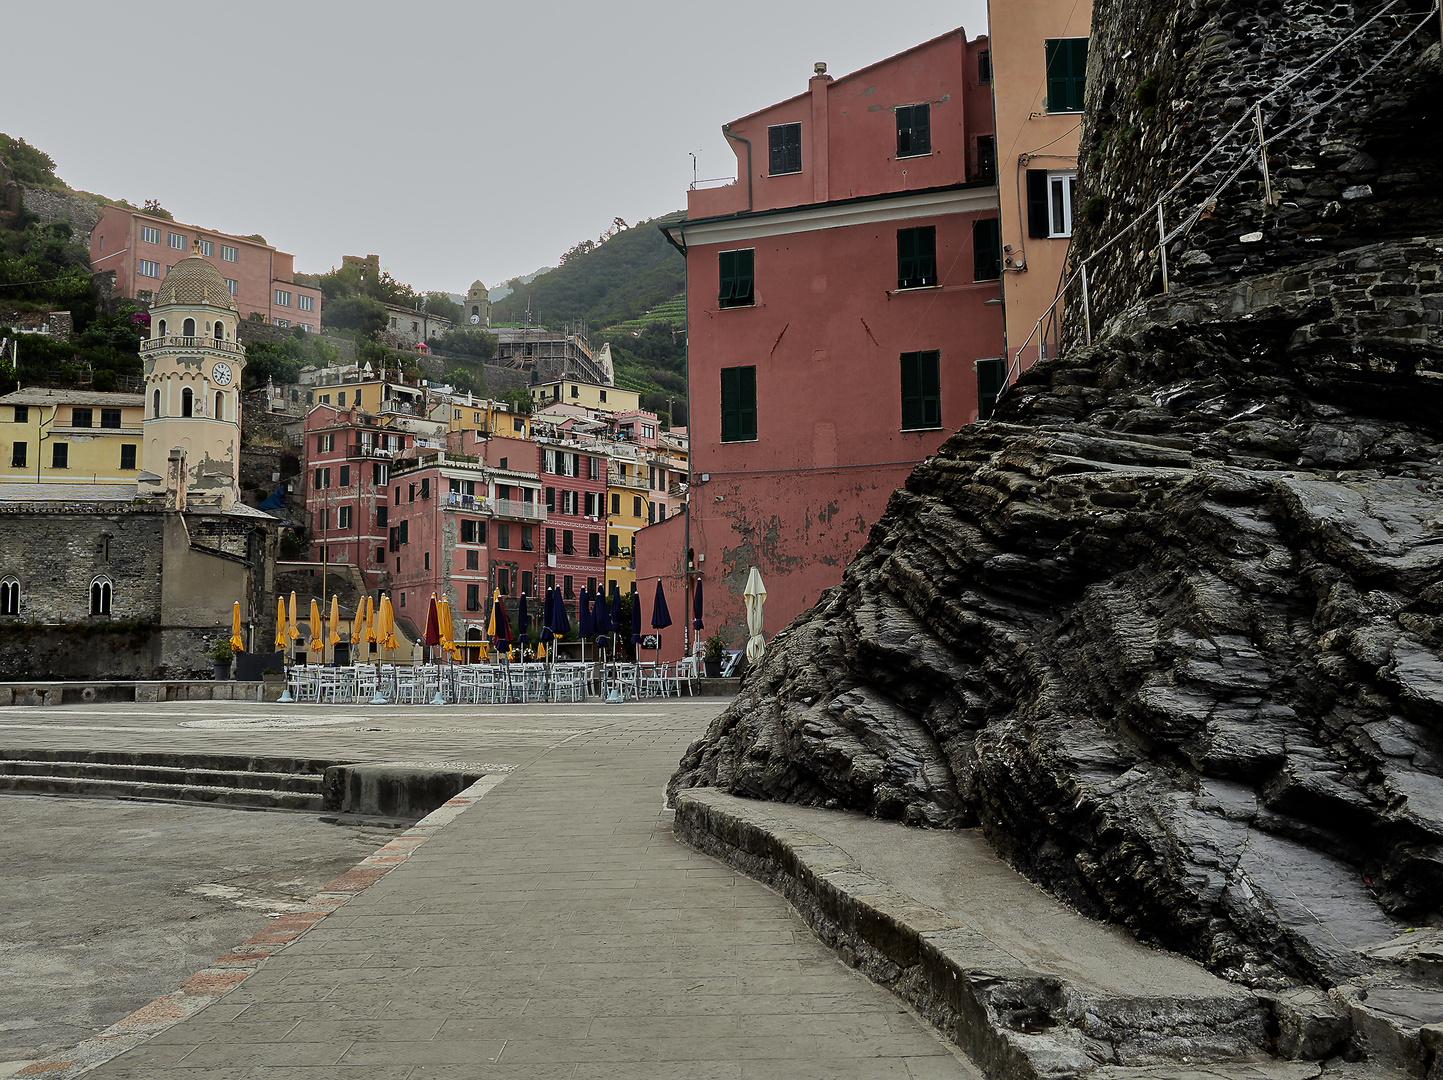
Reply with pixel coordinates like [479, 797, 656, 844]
[90, 208, 322, 331]
[648, 27, 1004, 658]
[988, 0, 1092, 380]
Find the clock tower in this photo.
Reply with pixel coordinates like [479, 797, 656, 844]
[139, 243, 247, 510]
[464, 279, 491, 328]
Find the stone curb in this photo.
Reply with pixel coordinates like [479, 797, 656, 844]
[11, 773, 507, 1080]
[673, 789, 1307, 1080]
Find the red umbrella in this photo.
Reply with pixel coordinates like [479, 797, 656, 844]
[424, 594, 441, 661]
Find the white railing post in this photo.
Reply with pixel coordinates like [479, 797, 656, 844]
[1158, 203, 1170, 295]
[1254, 102, 1275, 206]
[1081, 265, 1093, 346]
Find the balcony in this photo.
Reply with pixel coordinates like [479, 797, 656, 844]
[346, 443, 396, 460]
[493, 498, 545, 522]
[608, 470, 649, 491]
[140, 335, 246, 355]
[443, 491, 492, 512]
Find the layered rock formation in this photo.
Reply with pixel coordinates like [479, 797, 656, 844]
[671, 0, 1443, 1015]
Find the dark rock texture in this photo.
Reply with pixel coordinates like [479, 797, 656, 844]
[670, 0, 1443, 1010]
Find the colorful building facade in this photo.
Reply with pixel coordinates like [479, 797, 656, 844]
[0, 389, 145, 491]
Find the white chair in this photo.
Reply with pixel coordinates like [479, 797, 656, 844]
[392, 667, 419, 705]
[675, 656, 698, 696]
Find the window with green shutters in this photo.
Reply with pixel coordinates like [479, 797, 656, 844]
[768, 123, 801, 175]
[1045, 38, 1088, 113]
[975, 357, 1008, 420]
[720, 366, 757, 442]
[973, 218, 1002, 281]
[896, 104, 931, 157]
[718, 249, 755, 308]
[897, 226, 937, 289]
[900, 351, 941, 430]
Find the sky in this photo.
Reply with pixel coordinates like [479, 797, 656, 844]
[6, 0, 988, 296]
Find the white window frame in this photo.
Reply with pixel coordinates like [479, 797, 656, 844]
[274, 318, 290, 328]
[220, 245, 238, 262]
[138, 259, 160, 278]
[90, 576, 112, 617]
[0, 576, 18, 616]
[224, 278, 238, 295]
[298, 294, 314, 312]
[168, 232, 186, 250]
[275, 289, 291, 306]
[199, 240, 213, 257]
[140, 226, 161, 245]
[1047, 172, 1076, 238]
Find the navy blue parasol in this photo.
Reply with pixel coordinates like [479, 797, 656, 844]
[517, 593, 530, 646]
[692, 577, 705, 631]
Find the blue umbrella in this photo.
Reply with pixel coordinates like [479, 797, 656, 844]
[493, 596, 512, 650]
[693, 577, 705, 631]
[579, 587, 594, 638]
[631, 590, 643, 656]
[518, 593, 530, 646]
[594, 588, 611, 653]
[540, 587, 555, 643]
[650, 581, 672, 664]
[551, 587, 571, 638]
[609, 587, 622, 631]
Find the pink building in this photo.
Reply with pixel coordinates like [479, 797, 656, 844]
[535, 434, 608, 603]
[648, 28, 1004, 659]
[91, 208, 323, 330]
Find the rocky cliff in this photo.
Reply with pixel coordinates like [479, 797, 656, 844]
[670, 0, 1443, 1008]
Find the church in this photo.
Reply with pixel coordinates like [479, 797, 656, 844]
[0, 245, 278, 679]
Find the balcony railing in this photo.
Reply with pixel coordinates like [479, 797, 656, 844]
[444, 492, 493, 512]
[493, 498, 545, 522]
[140, 335, 245, 355]
[608, 470, 649, 491]
[346, 443, 396, 459]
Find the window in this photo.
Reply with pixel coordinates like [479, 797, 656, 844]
[611, 493, 620, 516]
[720, 366, 758, 442]
[168, 232, 186, 250]
[13, 405, 27, 423]
[120, 444, 136, 470]
[901, 350, 942, 430]
[768, 122, 801, 175]
[1027, 171, 1076, 238]
[395, 486, 401, 505]
[571, 384, 579, 398]
[215, 391, 225, 420]
[978, 49, 991, 83]
[222, 278, 238, 295]
[633, 496, 642, 518]
[564, 575, 574, 598]
[897, 227, 937, 289]
[649, 502, 657, 524]
[52, 443, 68, 469]
[585, 492, 598, 517]
[10, 441, 25, 468]
[409, 483, 416, 503]
[389, 526, 399, 553]
[138, 259, 160, 278]
[72, 408, 92, 428]
[101, 409, 121, 429]
[141, 226, 161, 245]
[338, 392, 347, 408]
[718, 249, 754, 308]
[589, 533, 601, 557]
[275, 290, 291, 306]
[896, 104, 931, 157]
[339, 506, 352, 529]
[460, 519, 476, 543]
[563, 530, 574, 555]
[152, 390, 160, 418]
[399, 520, 408, 544]
[424, 552, 430, 570]
[609, 534, 620, 556]
[522, 570, 533, 596]
[376, 546, 386, 565]
[546, 574, 556, 592]
[199, 239, 213, 257]
[378, 506, 388, 527]
[513, 417, 524, 432]
[90, 577, 111, 616]
[183, 317, 196, 337]
[373, 463, 387, 486]
[497, 568, 510, 595]
[599, 390, 607, 403]
[976, 357, 1008, 421]
[466, 550, 479, 571]
[973, 135, 997, 183]
[298, 295, 314, 312]
[221, 245, 238, 262]
[467, 584, 480, 610]
[544, 527, 559, 554]
[318, 433, 334, 453]
[522, 527, 534, 551]
[420, 478, 430, 500]
[0, 578, 17, 616]
[498, 524, 510, 549]
[339, 465, 350, 487]
[973, 218, 1002, 281]
[1045, 38, 1088, 113]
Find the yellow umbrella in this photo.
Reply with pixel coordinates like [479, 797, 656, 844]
[379, 594, 398, 651]
[365, 596, 377, 646]
[486, 589, 499, 640]
[536, 640, 546, 661]
[328, 595, 341, 664]
[230, 601, 245, 654]
[308, 598, 324, 655]
[273, 597, 286, 650]
[438, 595, 455, 657]
[287, 591, 301, 643]
[350, 600, 363, 646]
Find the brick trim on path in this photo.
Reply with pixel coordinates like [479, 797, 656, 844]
[13, 774, 508, 1080]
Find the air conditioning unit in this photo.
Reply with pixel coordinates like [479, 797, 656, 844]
[547, 554, 557, 567]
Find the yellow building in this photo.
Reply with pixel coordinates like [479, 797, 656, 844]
[445, 397, 530, 440]
[531, 379, 639, 414]
[605, 455, 649, 596]
[0, 389, 146, 490]
[988, 0, 1093, 382]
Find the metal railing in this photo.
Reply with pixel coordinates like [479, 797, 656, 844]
[493, 498, 545, 521]
[444, 492, 492, 512]
[141, 335, 245, 354]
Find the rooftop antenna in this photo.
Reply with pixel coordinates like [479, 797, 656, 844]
[690, 152, 697, 190]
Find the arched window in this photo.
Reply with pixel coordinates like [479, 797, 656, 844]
[157, 318, 167, 338]
[213, 321, 223, 340]
[90, 577, 112, 617]
[152, 389, 161, 418]
[0, 577, 19, 617]
[181, 387, 193, 418]
[183, 317, 196, 337]
[215, 391, 225, 420]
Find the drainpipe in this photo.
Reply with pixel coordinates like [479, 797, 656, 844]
[680, 219, 693, 660]
[722, 126, 753, 213]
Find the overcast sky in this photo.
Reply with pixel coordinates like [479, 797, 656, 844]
[7, 0, 988, 296]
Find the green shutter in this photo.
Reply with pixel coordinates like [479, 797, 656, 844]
[918, 227, 936, 286]
[898, 228, 917, 287]
[739, 365, 757, 439]
[976, 357, 1007, 420]
[1068, 39, 1088, 112]
[719, 250, 736, 304]
[921, 352, 941, 427]
[1027, 170, 1050, 238]
[1045, 38, 1087, 112]
[973, 219, 1001, 281]
[721, 367, 739, 441]
[901, 352, 922, 430]
[736, 249, 754, 305]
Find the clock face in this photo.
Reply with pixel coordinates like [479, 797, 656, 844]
[212, 362, 233, 386]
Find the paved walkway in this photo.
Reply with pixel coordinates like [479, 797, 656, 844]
[6, 702, 980, 1079]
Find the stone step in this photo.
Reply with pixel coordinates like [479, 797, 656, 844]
[0, 759, 325, 794]
[0, 772, 324, 811]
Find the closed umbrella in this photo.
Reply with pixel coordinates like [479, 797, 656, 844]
[518, 593, 530, 648]
[308, 598, 324, 657]
[287, 591, 301, 650]
[494, 594, 513, 651]
[692, 577, 705, 632]
[424, 595, 441, 661]
[328, 595, 341, 663]
[651, 580, 673, 664]
[486, 589, 499, 643]
[350, 601, 363, 647]
[439, 596, 455, 659]
[379, 594, 398, 652]
[540, 587, 555, 645]
[578, 588, 593, 664]
[630, 591, 642, 658]
[273, 597, 286, 651]
[744, 566, 767, 663]
[230, 601, 245, 654]
[550, 586, 571, 639]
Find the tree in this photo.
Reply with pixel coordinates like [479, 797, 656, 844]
[434, 327, 497, 359]
[500, 386, 533, 415]
[422, 292, 461, 324]
[0, 134, 61, 186]
[321, 295, 388, 337]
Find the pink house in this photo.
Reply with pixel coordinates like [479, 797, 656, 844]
[91, 208, 323, 330]
[647, 28, 1004, 659]
[535, 433, 608, 603]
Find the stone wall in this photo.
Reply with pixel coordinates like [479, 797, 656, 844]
[1070, 0, 1443, 339]
[20, 188, 106, 235]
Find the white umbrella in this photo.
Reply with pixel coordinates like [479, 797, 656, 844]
[743, 566, 767, 663]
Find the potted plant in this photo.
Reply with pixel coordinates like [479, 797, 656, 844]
[207, 638, 234, 680]
[703, 632, 726, 679]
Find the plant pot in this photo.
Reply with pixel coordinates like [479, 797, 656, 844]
[703, 657, 722, 679]
[212, 661, 232, 680]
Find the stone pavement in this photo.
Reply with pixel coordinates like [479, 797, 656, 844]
[3, 701, 981, 1079]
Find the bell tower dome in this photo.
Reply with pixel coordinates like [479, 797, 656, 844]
[139, 242, 247, 510]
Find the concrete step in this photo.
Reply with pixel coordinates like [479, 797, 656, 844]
[0, 759, 325, 794]
[0, 772, 324, 810]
